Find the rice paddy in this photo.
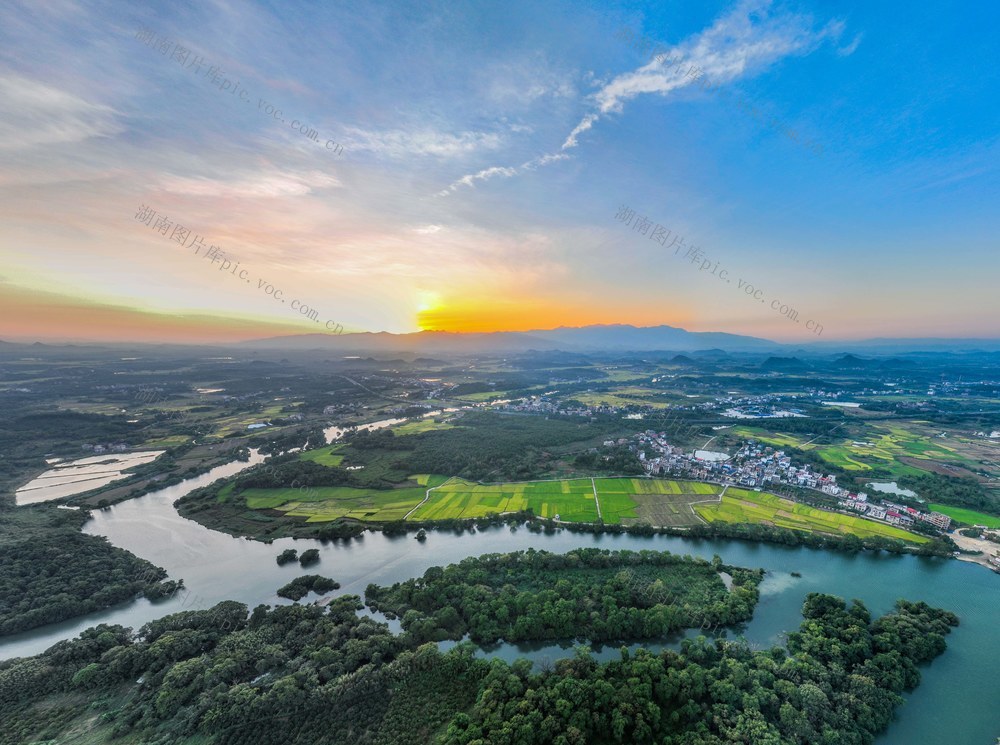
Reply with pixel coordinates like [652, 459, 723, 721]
[734, 423, 970, 478]
[410, 477, 599, 522]
[592, 478, 720, 526]
[238, 470, 929, 543]
[695, 487, 931, 543]
[243, 475, 730, 527]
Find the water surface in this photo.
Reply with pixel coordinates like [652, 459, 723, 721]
[2, 435, 997, 744]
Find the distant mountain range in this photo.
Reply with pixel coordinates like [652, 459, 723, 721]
[235, 324, 1000, 356]
[239, 324, 781, 354]
[3, 324, 1000, 357]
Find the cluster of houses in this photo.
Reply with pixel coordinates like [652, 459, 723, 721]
[836, 493, 951, 531]
[635, 436, 833, 490]
[616, 431, 953, 534]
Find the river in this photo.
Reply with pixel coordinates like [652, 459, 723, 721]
[1, 419, 996, 744]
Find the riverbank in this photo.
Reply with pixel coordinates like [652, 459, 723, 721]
[3, 460, 999, 744]
[949, 530, 1000, 572]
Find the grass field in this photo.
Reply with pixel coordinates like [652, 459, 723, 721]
[212, 405, 291, 437]
[452, 390, 510, 402]
[618, 491, 719, 527]
[411, 476, 726, 525]
[299, 444, 345, 466]
[929, 504, 1000, 528]
[389, 418, 457, 435]
[730, 428, 813, 450]
[696, 488, 930, 543]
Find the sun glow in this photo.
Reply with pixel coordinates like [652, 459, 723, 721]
[415, 291, 444, 329]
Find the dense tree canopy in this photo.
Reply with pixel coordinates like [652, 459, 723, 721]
[898, 472, 1000, 516]
[0, 530, 176, 637]
[345, 412, 628, 483]
[0, 585, 956, 745]
[366, 548, 762, 644]
[276, 575, 340, 601]
[439, 595, 958, 745]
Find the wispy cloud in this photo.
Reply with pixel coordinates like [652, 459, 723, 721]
[341, 126, 505, 158]
[437, 164, 519, 195]
[836, 33, 864, 57]
[159, 169, 341, 198]
[440, 0, 845, 196]
[0, 74, 123, 150]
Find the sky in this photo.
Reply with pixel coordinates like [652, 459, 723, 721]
[1, 0, 998, 344]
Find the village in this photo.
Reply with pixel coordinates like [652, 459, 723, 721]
[622, 430, 954, 534]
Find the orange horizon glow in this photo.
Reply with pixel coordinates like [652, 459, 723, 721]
[415, 295, 695, 334]
[0, 284, 340, 344]
[3, 283, 974, 344]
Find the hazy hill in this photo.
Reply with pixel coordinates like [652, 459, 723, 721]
[240, 324, 780, 354]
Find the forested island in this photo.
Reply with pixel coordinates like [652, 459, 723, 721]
[366, 548, 761, 644]
[276, 574, 340, 601]
[0, 549, 958, 745]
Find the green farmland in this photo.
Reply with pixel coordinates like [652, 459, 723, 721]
[929, 504, 1000, 529]
[733, 423, 970, 478]
[235, 471, 928, 543]
[696, 488, 931, 544]
[411, 477, 599, 522]
[593, 478, 720, 526]
[298, 444, 346, 467]
[240, 476, 731, 527]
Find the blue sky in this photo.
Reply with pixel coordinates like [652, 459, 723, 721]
[0, 0, 997, 342]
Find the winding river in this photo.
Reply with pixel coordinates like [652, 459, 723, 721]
[1, 421, 997, 744]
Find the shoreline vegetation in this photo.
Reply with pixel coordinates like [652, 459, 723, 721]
[0, 504, 179, 638]
[178, 467, 958, 560]
[175, 416, 965, 556]
[1, 408, 983, 645]
[0, 554, 959, 745]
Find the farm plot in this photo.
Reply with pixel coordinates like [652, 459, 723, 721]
[695, 488, 930, 543]
[593, 478, 720, 526]
[410, 477, 598, 522]
[243, 484, 427, 522]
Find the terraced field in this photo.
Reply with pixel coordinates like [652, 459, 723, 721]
[695, 488, 931, 543]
